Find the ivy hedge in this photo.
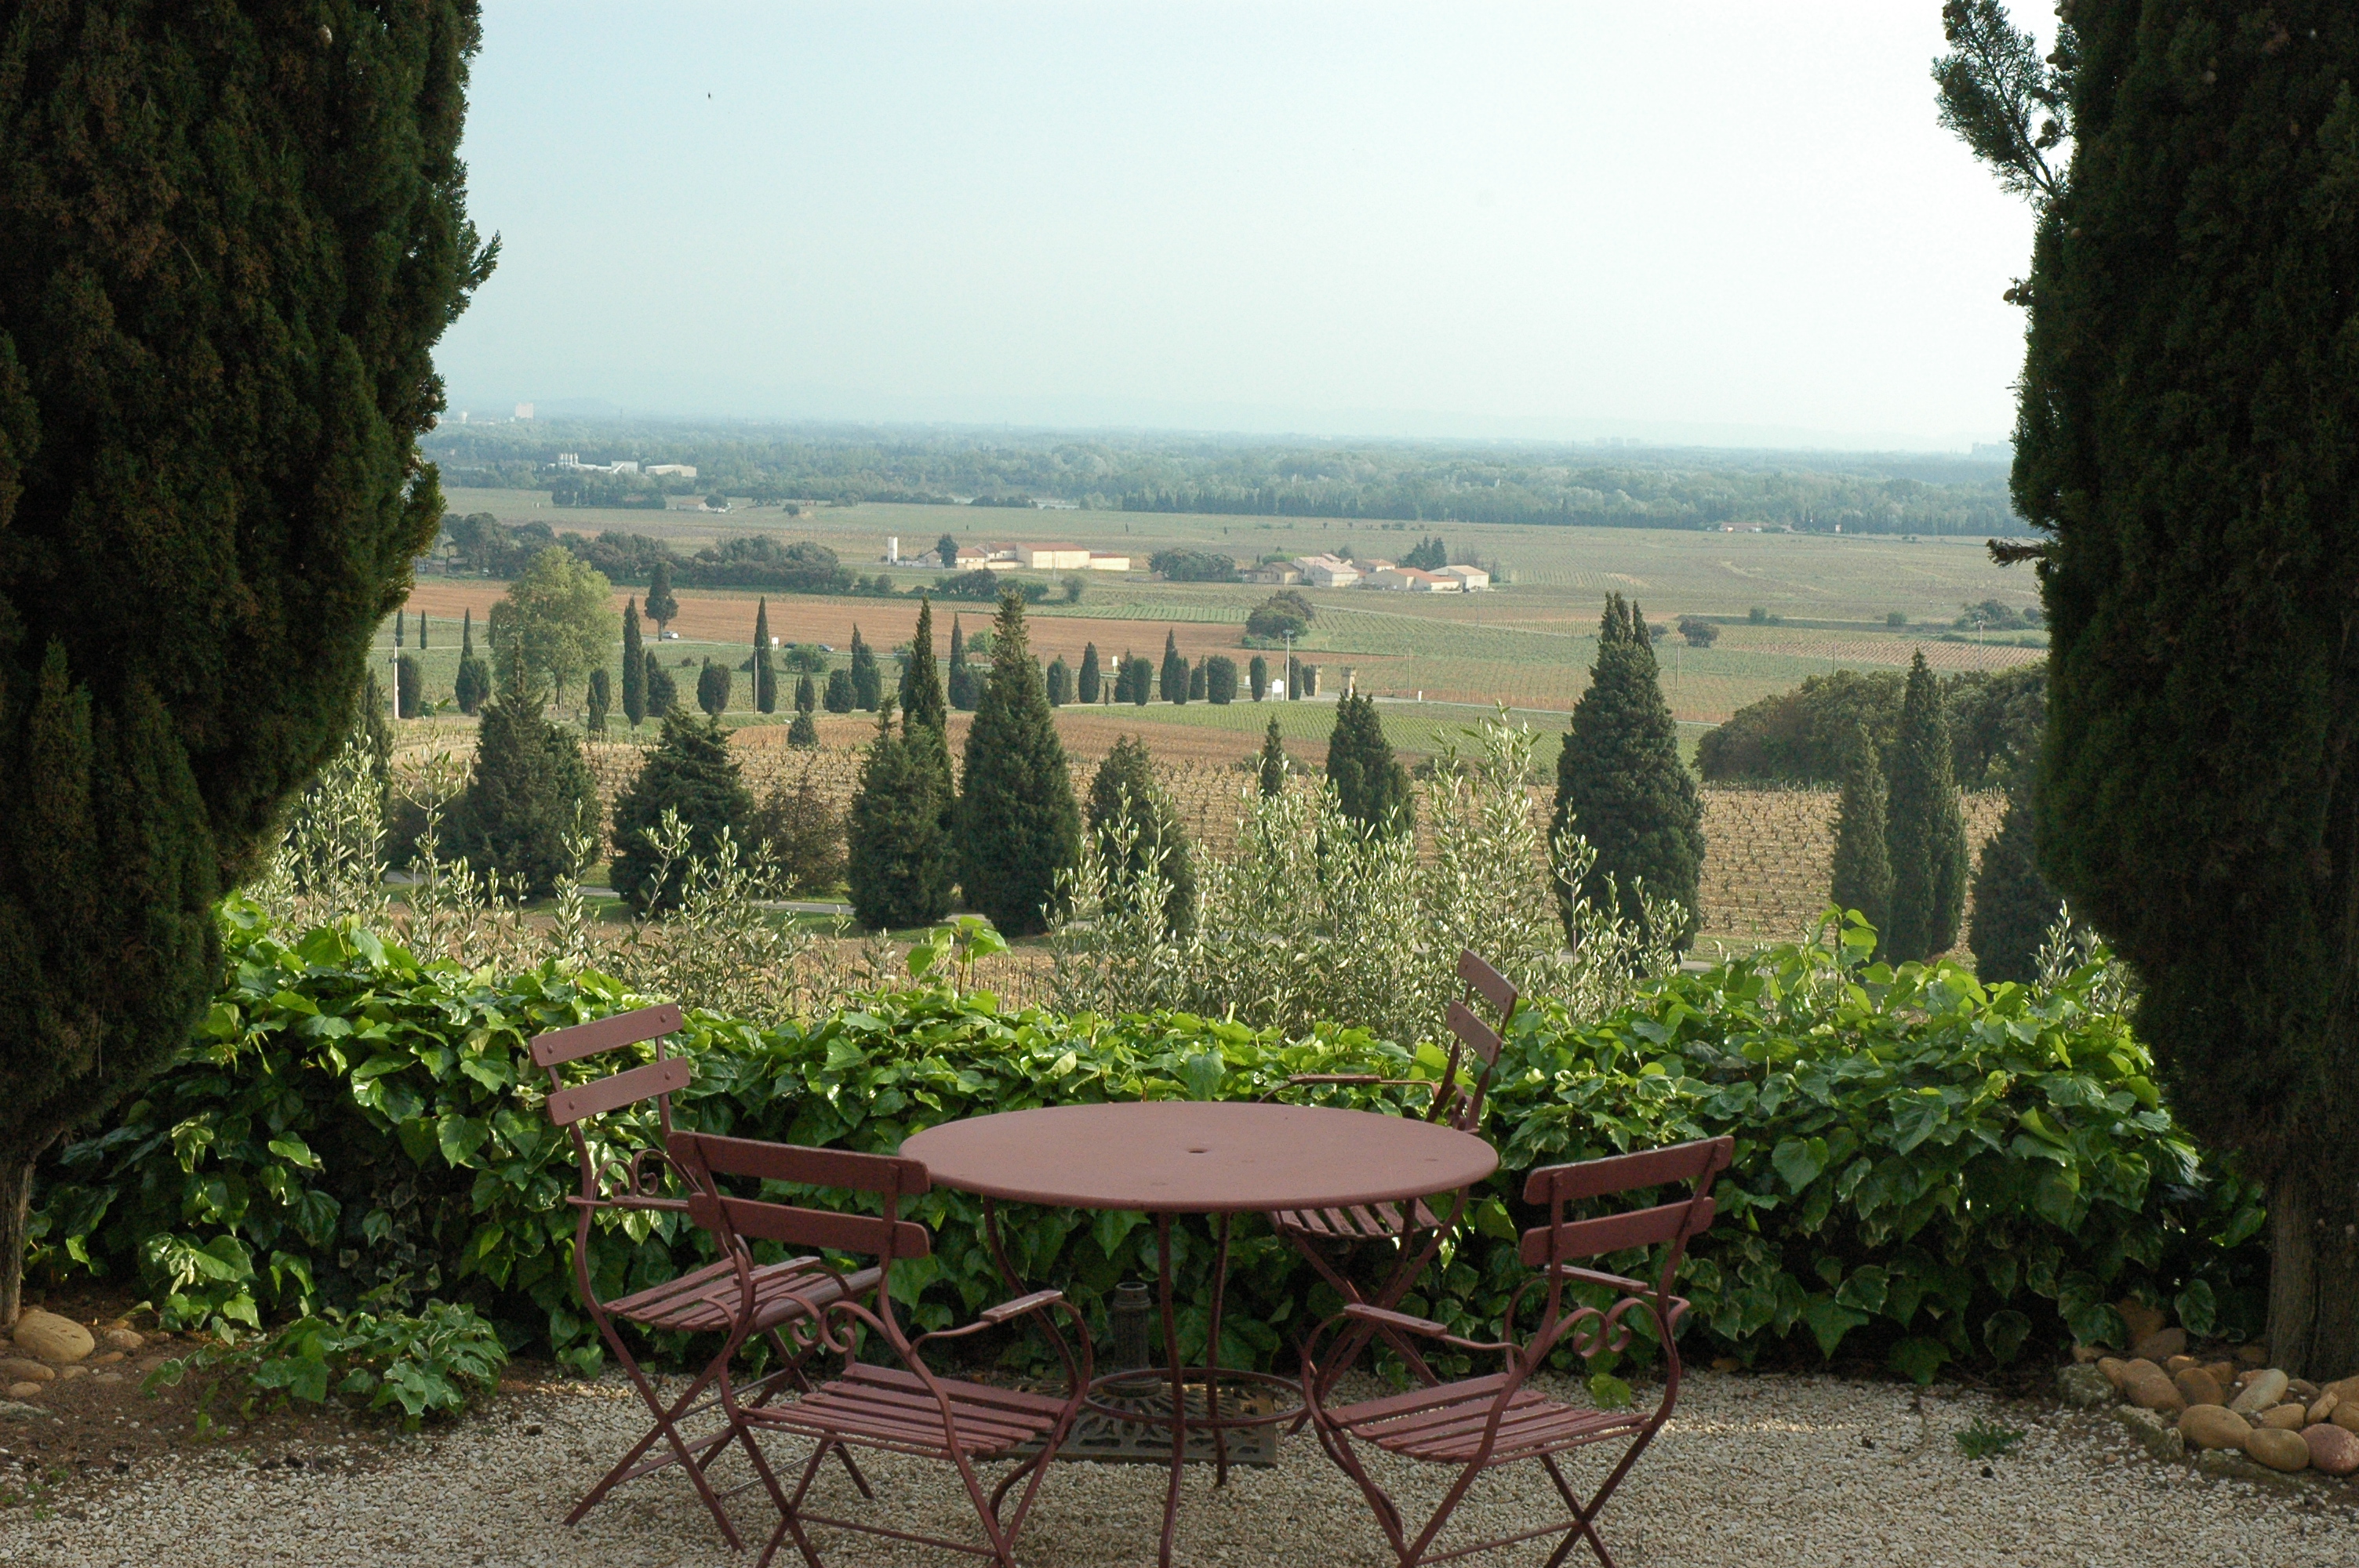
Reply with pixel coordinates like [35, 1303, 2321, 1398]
[29, 904, 2263, 1385]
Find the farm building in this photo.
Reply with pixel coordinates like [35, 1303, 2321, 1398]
[1295, 553, 1361, 588]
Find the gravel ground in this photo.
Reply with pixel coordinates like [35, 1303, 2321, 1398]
[4, 1368, 2355, 1566]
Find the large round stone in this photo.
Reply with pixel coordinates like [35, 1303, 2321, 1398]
[8, 1311, 93, 1366]
[2229, 1368, 2289, 1416]
[2178, 1404, 2252, 1450]
[2257, 1403, 2309, 1432]
[2244, 1425, 2310, 1472]
[2097, 1356, 2132, 1390]
[2303, 1422, 2359, 1476]
[2332, 1399, 2359, 1434]
[2174, 1367, 2223, 1408]
[2125, 1362, 2185, 1415]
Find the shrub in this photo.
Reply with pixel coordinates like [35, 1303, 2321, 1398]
[696, 659, 731, 716]
[149, 1301, 505, 1428]
[1245, 592, 1314, 641]
[1077, 643, 1101, 704]
[395, 655, 422, 719]
[1205, 655, 1238, 704]
[1149, 548, 1238, 583]
[1677, 615, 1718, 648]
[644, 651, 677, 717]
[1326, 692, 1412, 837]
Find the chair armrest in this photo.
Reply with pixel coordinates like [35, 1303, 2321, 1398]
[1344, 1302, 1449, 1338]
[980, 1289, 1066, 1325]
[1555, 1265, 1654, 1297]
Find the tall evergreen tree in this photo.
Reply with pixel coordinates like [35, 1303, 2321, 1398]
[585, 667, 612, 737]
[455, 609, 490, 717]
[644, 557, 678, 637]
[1249, 654, 1269, 702]
[620, 599, 645, 729]
[395, 654, 421, 719]
[609, 710, 754, 913]
[849, 626, 880, 710]
[1828, 723, 1892, 949]
[958, 591, 1081, 935]
[0, 0, 493, 1319]
[1326, 692, 1412, 837]
[1161, 630, 1188, 704]
[787, 709, 819, 748]
[394, 608, 405, 648]
[794, 673, 817, 714]
[696, 658, 731, 717]
[900, 597, 948, 734]
[847, 702, 955, 929]
[1046, 656, 1072, 706]
[753, 599, 776, 714]
[1187, 659, 1207, 701]
[644, 649, 676, 717]
[1550, 594, 1704, 949]
[1968, 785, 2055, 985]
[1087, 735, 1195, 930]
[1257, 716, 1289, 797]
[947, 615, 977, 711]
[420, 612, 429, 651]
[823, 669, 855, 713]
[1078, 642, 1102, 704]
[1205, 655, 1237, 704]
[1881, 651, 1967, 964]
[455, 673, 601, 900]
[1939, 0, 2359, 1371]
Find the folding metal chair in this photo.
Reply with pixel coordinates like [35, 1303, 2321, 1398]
[668, 1131, 1092, 1568]
[1299, 1135, 1733, 1568]
[1268, 949, 1518, 1392]
[533, 1005, 878, 1550]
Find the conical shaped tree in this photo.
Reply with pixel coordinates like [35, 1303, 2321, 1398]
[901, 596, 948, 734]
[1249, 654, 1269, 702]
[696, 658, 731, 717]
[1188, 659, 1207, 701]
[823, 669, 855, 713]
[947, 615, 976, 711]
[787, 710, 819, 748]
[418, 612, 428, 650]
[609, 710, 754, 913]
[1828, 723, 1892, 949]
[1088, 735, 1195, 931]
[1078, 642, 1101, 704]
[1882, 651, 1967, 964]
[644, 650, 676, 717]
[849, 625, 880, 710]
[1968, 786, 2056, 985]
[394, 608, 405, 648]
[1258, 716, 1289, 797]
[620, 599, 645, 728]
[753, 599, 776, 714]
[1046, 655, 1071, 706]
[644, 557, 678, 636]
[1326, 692, 1412, 837]
[958, 591, 1081, 935]
[456, 672, 601, 899]
[848, 702, 955, 929]
[455, 608, 492, 717]
[585, 666, 611, 737]
[794, 672, 816, 714]
[1551, 593, 1704, 949]
[1161, 630, 1187, 704]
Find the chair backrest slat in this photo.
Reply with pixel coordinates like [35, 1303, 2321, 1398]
[1523, 1136, 1733, 1205]
[1520, 1196, 1716, 1269]
[530, 1004, 684, 1067]
[1445, 1001, 1503, 1066]
[699, 1194, 933, 1261]
[1457, 949, 1518, 1017]
[547, 1055, 692, 1125]
[679, 1131, 932, 1197]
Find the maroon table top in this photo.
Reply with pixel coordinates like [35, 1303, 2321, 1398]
[900, 1102, 1498, 1214]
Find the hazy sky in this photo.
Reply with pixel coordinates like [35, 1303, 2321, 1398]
[436, 2, 2048, 449]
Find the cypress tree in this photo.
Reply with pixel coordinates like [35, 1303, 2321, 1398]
[824, 669, 855, 713]
[753, 599, 776, 714]
[849, 626, 880, 710]
[1249, 654, 1269, 702]
[419, 612, 429, 652]
[787, 710, 820, 749]
[1257, 716, 1289, 797]
[794, 673, 817, 714]
[0, 0, 493, 1316]
[1828, 723, 1892, 949]
[848, 703, 955, 929]
[585, 667, 612, 737]
[1078, 642, 1102, 704]
[958, 591, 1081, 935]
[1087, 735, 1195, 931]
[1128, 654, 1152, 706]
[1161, 630, 1187, 704]
[456, 609, 490, 717]
[1550, 593, 1704, 949]
[455, 673, 601, 899]
[644, 557, 678, 637]
[1206, 655, 1237, 704]
[1046, 656, 1072, 706]
[395, 654, 422, 719]
[620, 599, 645, 729]
[1968, 785, 2055, 985]
[610, 710, 754, 913]
[1327, 692, 1412, 837]
[1881, 651, 1967, 964]
[1187, 659, 1207, 701]
[644, 649, 677, 717]
[696, 658, 731, 717]
[900, 596, 948, 734]
[1938, 0, 2359, 1370]
[394, 609, 405, 648]
[946, 615, 976, 711]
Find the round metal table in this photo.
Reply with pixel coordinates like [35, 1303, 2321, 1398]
[903, 1102, 1498, 1566]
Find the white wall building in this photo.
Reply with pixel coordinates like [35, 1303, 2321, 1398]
[1296, 554, 1360, 589]
[1020, 545, 1092, 570]
[1437, 564, 1491, 591]
[1085, 552, 1131, 571]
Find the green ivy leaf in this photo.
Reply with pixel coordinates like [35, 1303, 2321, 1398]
[1801, 1295, 1869, 1359]
[1771, 1137, 1826, 1193]
[1888, 1335, 1949, 1385]
[2174, 1279, 2217, 1339]
[1982, 1309, 2031, 1363]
